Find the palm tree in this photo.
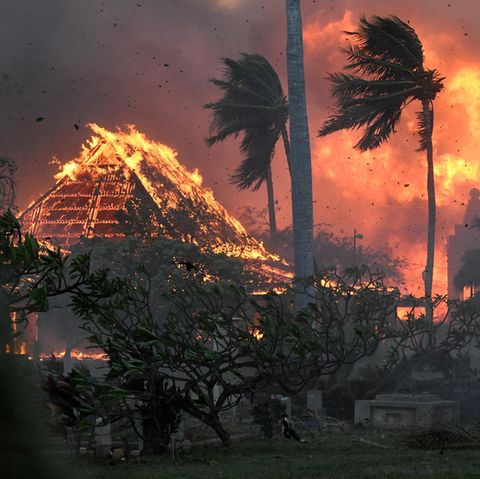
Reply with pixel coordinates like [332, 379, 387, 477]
[285, 0, 314, 307]
[204, 53, 289, 239]
[319, 16, 444, 318]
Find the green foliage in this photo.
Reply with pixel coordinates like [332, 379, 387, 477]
[72, 275, 266, 447]
[70, 270, 183, 453]
[0, 173, 85, 477]
[65, 433, 480, 479]
[70, 263, 401, 448]
[70, 235, 270, 310]
[42, 364, 96, 456]
[0, 210, 92, 347]
[380, 295, 480, 392]
[0, 356, 62, 479]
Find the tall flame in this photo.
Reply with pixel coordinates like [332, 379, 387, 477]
[54, 159, 80, 181]
[76, 123, 281, 263]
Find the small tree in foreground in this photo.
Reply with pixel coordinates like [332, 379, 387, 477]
[70, 270, 183, 454]
[384, 295, 480, 392]
[0, 209, 96, 477]
[42, 364, 97, 458]
[0, 211, 92, 351]
[71, 264, 400, 449]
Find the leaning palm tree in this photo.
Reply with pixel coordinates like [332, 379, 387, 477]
[204, 53, 289, 239]
[319, 16, 444, 318]
[286, 0, 315, 308]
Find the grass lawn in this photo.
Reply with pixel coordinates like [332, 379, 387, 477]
[63, 431, 480, 479]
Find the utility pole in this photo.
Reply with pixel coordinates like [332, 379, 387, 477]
[353, 229, 363, 264]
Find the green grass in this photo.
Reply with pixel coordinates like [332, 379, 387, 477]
[61, 431, 480, 479]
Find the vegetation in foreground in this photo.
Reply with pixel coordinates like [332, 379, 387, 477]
[65, 432, 480, 479]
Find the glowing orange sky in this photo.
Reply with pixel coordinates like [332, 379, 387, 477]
[4, 0, 480, 296]
[298, 7, 480, 295]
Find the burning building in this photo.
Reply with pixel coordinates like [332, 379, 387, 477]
[20, 123, 291, 284]
[16, 123, 293, 361]
[447, 188, 480, 299]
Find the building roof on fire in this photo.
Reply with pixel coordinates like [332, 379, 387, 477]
[20, 123, 291, 284]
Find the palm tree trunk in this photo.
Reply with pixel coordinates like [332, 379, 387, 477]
[281, 125, 292, 176]
[265, 164, 277, 239]
[422, 99, 436, 322]
[285, 0, 314, 309]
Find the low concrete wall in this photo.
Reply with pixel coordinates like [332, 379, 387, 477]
[354, 394, 460, 429]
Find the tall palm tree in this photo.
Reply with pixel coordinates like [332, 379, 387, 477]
[286, 0, 314, 307]
[204, 53, 290, 239]
[319, 16, 444, 318]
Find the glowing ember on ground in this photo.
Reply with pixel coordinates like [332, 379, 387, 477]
[252, 328, 264, 340]
[39, 349, 107, 361]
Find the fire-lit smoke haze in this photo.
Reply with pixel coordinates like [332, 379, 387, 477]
[2, 0, 480, 295]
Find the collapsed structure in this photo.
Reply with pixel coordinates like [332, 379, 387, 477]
[20, 123, 291, 285]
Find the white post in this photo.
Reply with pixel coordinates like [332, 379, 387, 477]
[134, 417, 144, 452]
[306, 389, 323, 418]
[95, 418, 112, 458]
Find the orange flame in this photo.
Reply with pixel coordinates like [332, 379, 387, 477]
[39, 349, 107, 361]
[54, 159, 80, 181]
[252, 328, 264, 340]
[61, 123, 288, 265]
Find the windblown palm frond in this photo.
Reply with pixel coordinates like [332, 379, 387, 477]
[205, 53, 288, 189]
[319, 16, 444, 151]
[342, 45, 412, 80]
[231, 127, 279, 190]
[350, 16, 424, 71]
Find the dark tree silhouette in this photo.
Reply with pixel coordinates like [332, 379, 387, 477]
[205, 53, 289, 239]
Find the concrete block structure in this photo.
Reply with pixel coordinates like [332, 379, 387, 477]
[354, 393, 460, 429]
[306, 389, 323, 418]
